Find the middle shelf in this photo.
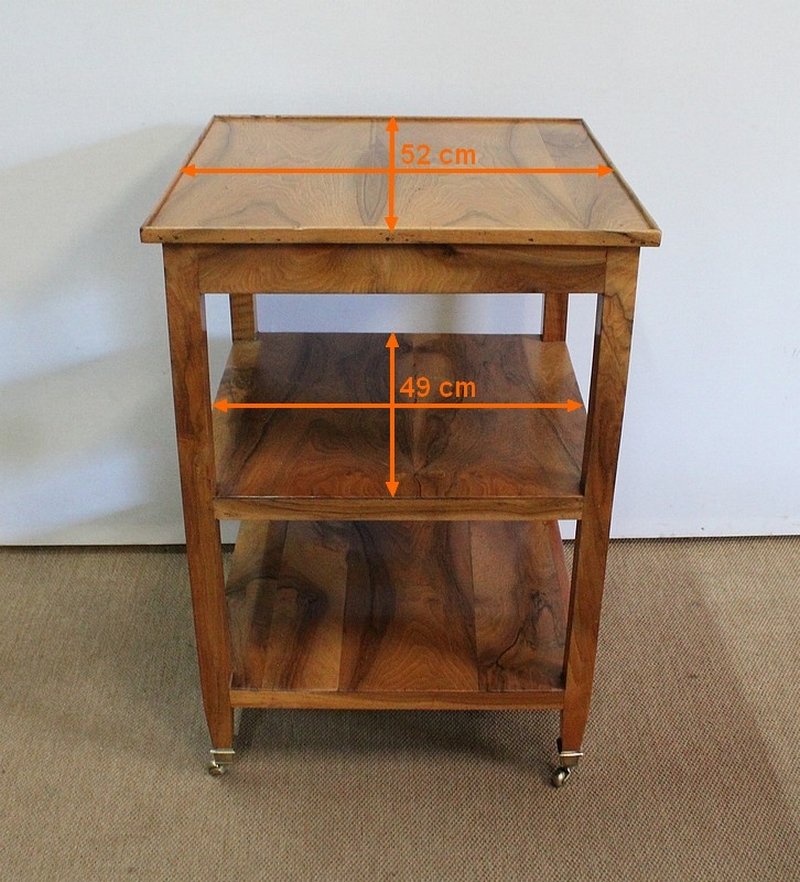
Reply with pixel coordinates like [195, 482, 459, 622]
[213, 332, 586, 521]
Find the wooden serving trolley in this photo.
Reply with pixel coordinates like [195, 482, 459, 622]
[141, 116, 659, 785]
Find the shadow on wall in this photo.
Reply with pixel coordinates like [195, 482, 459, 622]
[0, 126, 199, 543]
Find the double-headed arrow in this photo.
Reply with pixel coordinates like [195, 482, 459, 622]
[182, 162, 612, 178]
[213, 398, 583, 413]
[214, 334, 582, 496]
[385, 119, 398, 232]
[385, 333, 399, 495]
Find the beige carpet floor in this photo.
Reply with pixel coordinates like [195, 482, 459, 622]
[1, 537, 798, 882]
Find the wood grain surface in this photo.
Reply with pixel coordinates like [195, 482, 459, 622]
[471, 522, 568, 691]
[339, 522, 478, 692]
[197, 243, 607, 295]
[141, 116, 660, 246]
[212, 332, 585, 519]
[226, 520, 568, 707]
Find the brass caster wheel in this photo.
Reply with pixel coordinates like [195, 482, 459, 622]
[551, 766, 572, 788]
[207, 747, 235, 777]
[552, 738, 582, 788]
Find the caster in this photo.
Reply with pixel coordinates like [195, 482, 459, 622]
[551, 766, 572, 788]
[207, 747, 235, 777]
[552, 737, 583, 788]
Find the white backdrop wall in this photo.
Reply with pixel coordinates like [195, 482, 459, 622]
[1, 1, 798, 543]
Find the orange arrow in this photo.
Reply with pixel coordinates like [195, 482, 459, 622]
[385, 333, 399, 496]
[181, 164, 389, 176]
[394, 399, 583, 411]
[182, 163, 612, 178]
[385, 118, 399, 231]
[213, 398, 388, 412]
[394, 164, 613, 176]
[213, 396, 582, 413]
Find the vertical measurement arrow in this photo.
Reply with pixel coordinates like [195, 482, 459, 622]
[385, 118, 399, 230]
[385, 333, 399, 496]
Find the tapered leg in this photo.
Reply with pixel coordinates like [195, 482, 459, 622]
[560, 248, 640, 755]
[163, 245, 234, 763]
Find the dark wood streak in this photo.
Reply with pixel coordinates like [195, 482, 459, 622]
[340, 522, 396, 691]
[471, 522, 567, 691]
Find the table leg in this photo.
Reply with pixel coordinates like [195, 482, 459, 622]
[163, 245, 234, 766]
[560, 248, 640, 757]
[542, 290, 569, 342]
[229, 292, 257, 341]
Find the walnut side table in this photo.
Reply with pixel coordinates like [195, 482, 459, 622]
[141, 116, 660, 786]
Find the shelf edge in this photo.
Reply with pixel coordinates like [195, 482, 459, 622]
[215, 497, 584, 521]
[229, 688, 565, 711]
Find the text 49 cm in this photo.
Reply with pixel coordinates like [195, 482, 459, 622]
[400, 375, 477, 399]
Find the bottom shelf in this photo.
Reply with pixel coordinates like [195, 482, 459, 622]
[226, 520, 570, 710]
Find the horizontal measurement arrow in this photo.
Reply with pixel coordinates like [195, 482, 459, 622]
[214, 398, 582, 412]
[395, 400, 584, 411]
[182, 165, 387, 176]
[214, 400, 386, 412]
[182, 164, 612, 177]
[395, 165, 613, 176]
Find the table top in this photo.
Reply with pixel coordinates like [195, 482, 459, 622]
[141, 116, 660, 247]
